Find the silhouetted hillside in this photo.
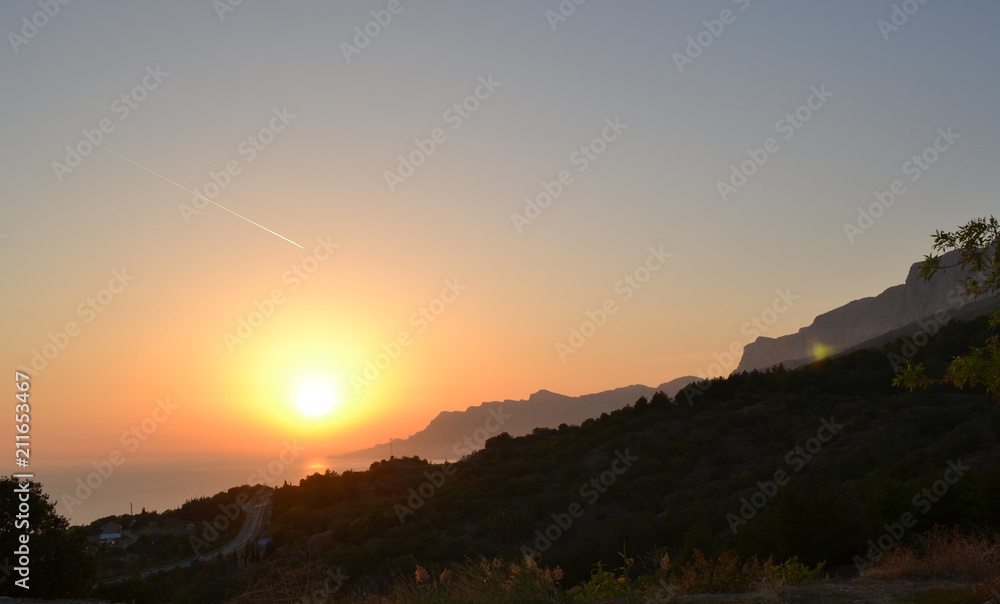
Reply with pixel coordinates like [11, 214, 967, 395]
[95, 312, 1000, 602]
[283, 314, 999, 576]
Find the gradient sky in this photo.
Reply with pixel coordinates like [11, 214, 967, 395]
[2, 2, 998, 467]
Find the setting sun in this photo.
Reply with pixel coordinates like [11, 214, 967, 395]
[294, 379, 338, 418]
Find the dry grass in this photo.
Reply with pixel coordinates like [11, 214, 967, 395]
[675, 551, 770, 595]
[672, 550, 828, 597]
[865, 525, 1000, 584]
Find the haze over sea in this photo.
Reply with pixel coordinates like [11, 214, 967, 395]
[38, 456, 381, 526]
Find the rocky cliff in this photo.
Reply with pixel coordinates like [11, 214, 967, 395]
[735, 250, 987, 373]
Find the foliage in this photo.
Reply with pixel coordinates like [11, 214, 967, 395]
[896, 216, 1000, 398]
[0, 477, 96, 598]
[920, 216, 1000, 299]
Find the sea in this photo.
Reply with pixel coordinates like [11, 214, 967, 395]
[33, 456, 381, 526]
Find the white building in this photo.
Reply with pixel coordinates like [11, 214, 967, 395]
[100, 522, 122, 544]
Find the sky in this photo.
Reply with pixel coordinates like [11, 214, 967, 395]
[1, 1, 998, 470]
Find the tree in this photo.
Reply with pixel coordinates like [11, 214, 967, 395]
[0, 477, 96, 597]
[894, 216, 1000, 397]
[485, 431, 514, 449]
[649, 391, 671, 407]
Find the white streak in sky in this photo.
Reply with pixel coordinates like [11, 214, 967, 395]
[42, 116, 304, 249]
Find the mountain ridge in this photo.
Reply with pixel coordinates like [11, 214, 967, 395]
[331, 376, 698, 461]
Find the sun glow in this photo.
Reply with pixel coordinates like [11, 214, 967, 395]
[810, 342, 837, 362]
[294, 379, 338, 418]
[236, 326, 375, 434]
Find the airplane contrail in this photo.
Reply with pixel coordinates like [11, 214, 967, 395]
[41, 115, 304, 249]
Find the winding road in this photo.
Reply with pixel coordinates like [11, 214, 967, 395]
[97, 488, 272, 585]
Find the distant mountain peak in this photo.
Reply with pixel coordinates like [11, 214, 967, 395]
[528, 389, 569, 401]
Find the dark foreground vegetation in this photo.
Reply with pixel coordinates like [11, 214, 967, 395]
[74, 310, 1000, 602]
